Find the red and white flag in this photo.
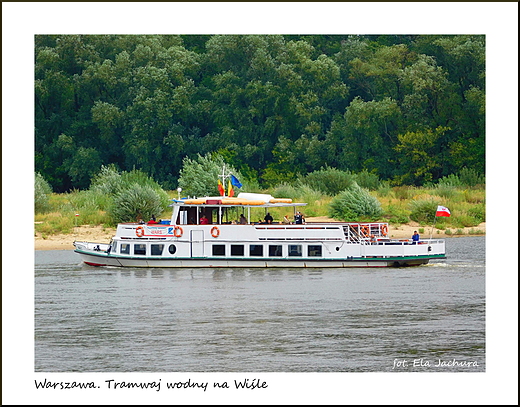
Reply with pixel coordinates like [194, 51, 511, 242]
[436, 205, 451, 217]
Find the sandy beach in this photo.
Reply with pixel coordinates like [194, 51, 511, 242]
[34, 220, 486, 251]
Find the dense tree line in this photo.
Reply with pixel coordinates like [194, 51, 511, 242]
[35, 34, 485, 192]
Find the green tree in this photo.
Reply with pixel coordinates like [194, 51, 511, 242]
[177, 153, 242, 197]
[394, 126, 450, 185]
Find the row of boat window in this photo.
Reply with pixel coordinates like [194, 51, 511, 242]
[112, 242, 323, 257]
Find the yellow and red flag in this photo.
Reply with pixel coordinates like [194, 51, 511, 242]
[228, 179, 234, 197]
[217, 180, 225, 196]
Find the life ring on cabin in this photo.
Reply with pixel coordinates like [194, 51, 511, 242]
[174, 226, 183, 238]
[361, 225, 370, 237]
[381, 225, 388, 236]
[210, 226, 220, 238]
[135, 226, 145, 237]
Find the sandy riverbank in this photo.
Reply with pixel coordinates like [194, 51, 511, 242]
[34, 220, 486, 251]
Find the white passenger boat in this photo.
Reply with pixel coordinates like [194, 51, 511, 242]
[73, 192, 446, 268]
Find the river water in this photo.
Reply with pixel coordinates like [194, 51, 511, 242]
[34, 236, 486, 374]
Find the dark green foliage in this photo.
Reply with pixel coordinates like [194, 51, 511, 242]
[328, 183, 383, 221]
[35, 35, 485, 191]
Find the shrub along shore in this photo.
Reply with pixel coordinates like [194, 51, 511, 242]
[35, 182, 486, 251]
[35, 164, 485, 250]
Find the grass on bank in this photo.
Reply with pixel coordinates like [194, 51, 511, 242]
[35, 185, 485, 238]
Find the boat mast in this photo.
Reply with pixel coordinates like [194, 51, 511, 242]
[218, 165, 229, 223]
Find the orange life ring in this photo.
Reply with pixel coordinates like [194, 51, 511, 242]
[210, 226, 220, 238]
[174, 226, 183, 237]
[136, 226, 145, 237]
[381, 224, 388, 236]
[361, 225, 370, 237]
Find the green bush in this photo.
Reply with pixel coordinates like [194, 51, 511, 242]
[437, 174, 463, 188]
[459, 167, 485, 187]
[452, 214, 480, 228]
[90, 164, 123, 195]
[384, 204, 410, 224]
[409, 199, 438, 224]
[434, 185, 458, 199]
[438, 167, 485, 188]
[377, 181, 393, 197]
[468, 203, 485, 223]
[91, 165, 166, 197]
[35, 172, 53, 213]
[354, 169, 380, 190]
[328, 183, 383, 221]
[109, 184, 170, 223]
[303, 167, 356, 196]
[271, 183, 301, 200]
[68, 189, 113, 212]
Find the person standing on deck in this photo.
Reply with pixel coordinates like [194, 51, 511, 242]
[264, 213, 273, 224]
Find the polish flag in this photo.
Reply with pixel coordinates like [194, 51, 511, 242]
[436, 205, 451, 217]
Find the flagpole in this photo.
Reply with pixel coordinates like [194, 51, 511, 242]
[218, 165, 227, 197]
[430, 215, 437, 240]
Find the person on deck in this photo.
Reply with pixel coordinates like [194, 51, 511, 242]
[294, 211, 304, 224]
[239, 214, 248, 224]
[147, 215, 158, 224]
[264, 213, 274, 224]
[200, 215, 209, 225]
[412, 230, 420, 243]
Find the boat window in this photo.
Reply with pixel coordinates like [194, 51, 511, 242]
[168, 244, 176, 255]
[212, 245, 226, 256]
[231, 245, 244, 256]
[120, 244, 130, 254]
[249, 245, 263, 257]
[288, 245, 302, 257]
[134, 244, 146, 255]
[269, 245, 283, 257]
[151, 244, 164, 256]
[308, 245, 322, 257]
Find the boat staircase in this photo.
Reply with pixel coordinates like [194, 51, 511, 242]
[343, 224, 366, 243]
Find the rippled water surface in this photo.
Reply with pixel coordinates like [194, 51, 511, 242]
[35, 237, 485, 372]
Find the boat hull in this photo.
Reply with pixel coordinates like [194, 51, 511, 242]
[74, 249, 444, 268]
